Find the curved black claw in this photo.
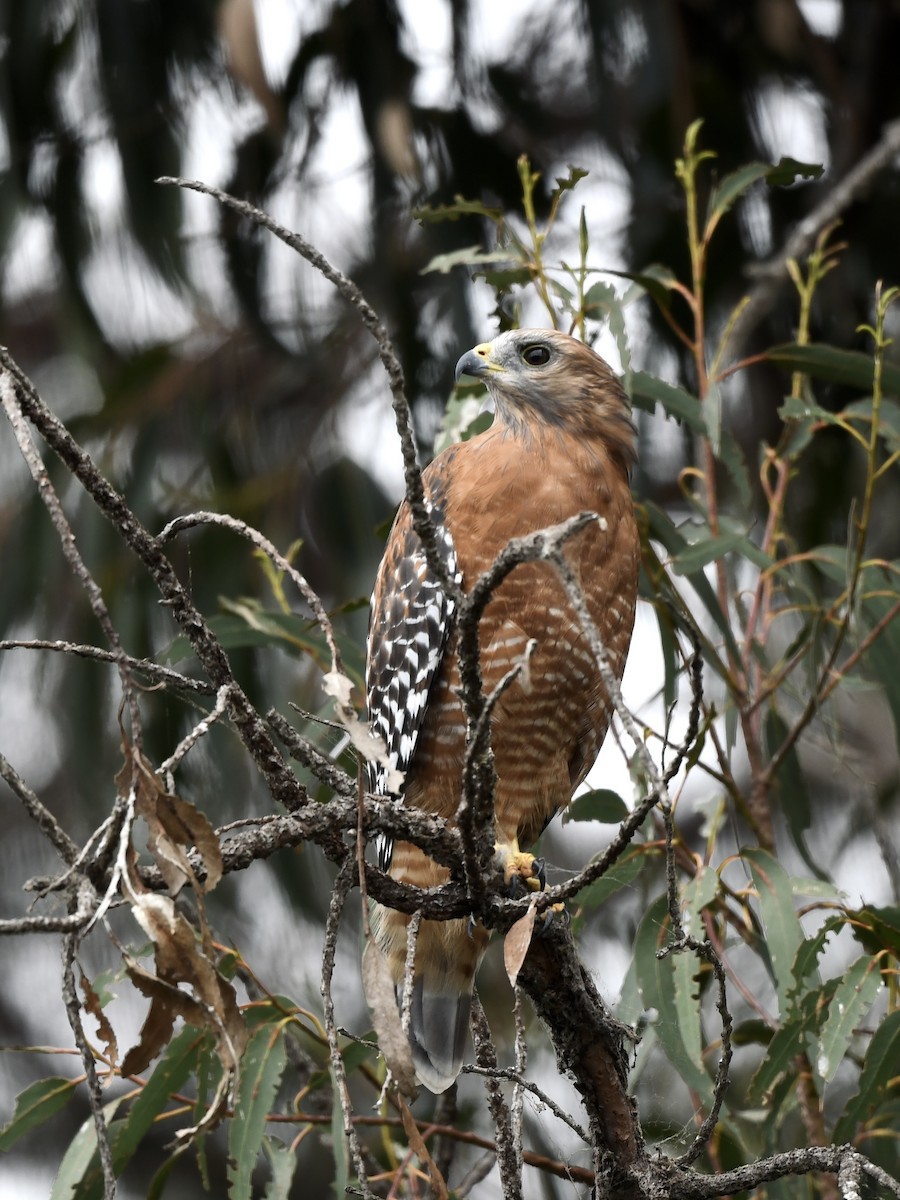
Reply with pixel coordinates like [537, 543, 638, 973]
[531, 856, 547, 890]
[536, 901, 569, 937]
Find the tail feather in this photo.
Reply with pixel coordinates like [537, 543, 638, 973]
[408, 977, 472, 1093]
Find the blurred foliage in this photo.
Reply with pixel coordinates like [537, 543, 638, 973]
[1, 2, 900, 1198]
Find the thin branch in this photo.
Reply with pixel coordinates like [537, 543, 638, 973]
[62, 923, 116, 1198]
[661, 934, 734, 1167]
[0, 373, 142, 751]
[0, 639, 216, 695]
[155, 176, 459, 606]
[471, 992, 522, 1200]
[0, 347, 303, 814]
[0, 750, 78, 865]
[463, 1064, 588, 1143]
[158, 684, 232, 782]
[320, 856, 375, 1198]
[158, 511, 343, 675]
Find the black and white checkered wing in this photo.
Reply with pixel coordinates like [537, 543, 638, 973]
[365, 504, 460, 872]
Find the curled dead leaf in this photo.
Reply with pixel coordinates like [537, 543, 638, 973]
[121, 892, 247, 1083]
[322, 670, 405, 793]
[117, 744, 223, 894]
[361, 936, 418, 1099]
[80, 972, 118, 1074]
[503, 899, 539, 987]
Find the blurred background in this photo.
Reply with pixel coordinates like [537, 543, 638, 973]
[2, 1, 899, 1195]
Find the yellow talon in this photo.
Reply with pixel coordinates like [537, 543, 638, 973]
[494, 840, 545, 893]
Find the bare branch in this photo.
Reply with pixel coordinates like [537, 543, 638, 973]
[0, 347, 303, 814]
[463, 1064, 588, 1143]
[62, 924, 116, 1198]
[158, 684, 232, 782]
[0, 750, 78, 865]
[0, 639, 216, 695]
[159, 511, 344, 675]
[471, 992, 522, 1200]
[320, 855, 375, 1198]
[155, 176, 459, 606]
[0, 373, 142, 751]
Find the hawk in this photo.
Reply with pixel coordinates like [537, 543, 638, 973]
[365, 329, 639, 1092]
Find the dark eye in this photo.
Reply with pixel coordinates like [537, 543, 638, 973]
[522, 343, 550, 366]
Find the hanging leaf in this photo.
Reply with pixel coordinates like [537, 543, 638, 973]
[227, 1024, 288, 1200]
[743, 848, 811, 1015]
[816, 955, 882, 1083]
[765, 343, 900, 395]
[0, 1077, 78, 1151]
[504, 899, 539, 986]
[563, 788, 629, 824]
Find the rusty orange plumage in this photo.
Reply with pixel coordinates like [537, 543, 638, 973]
[365, 329, 640, 1092]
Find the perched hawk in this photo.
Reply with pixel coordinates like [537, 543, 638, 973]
[365, 329, 639, 1092]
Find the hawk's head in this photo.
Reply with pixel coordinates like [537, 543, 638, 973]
[455, 329, 636, 469]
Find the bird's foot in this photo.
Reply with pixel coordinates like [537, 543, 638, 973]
[494, 841, 545, 897]
[536, 900, 570, 935]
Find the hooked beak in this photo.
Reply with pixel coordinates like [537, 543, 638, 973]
[454, 342, 502, 382]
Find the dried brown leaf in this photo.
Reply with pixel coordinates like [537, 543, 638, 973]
[504, 900, 538, 987]
[362, 937, 418, 1098]
[117, 743, 222, 894]
[121, 892, 247, 1079]
[80, 972, 118, 1073]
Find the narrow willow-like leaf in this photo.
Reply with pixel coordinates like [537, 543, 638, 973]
[0, 1077, 78, 1151]
[49, 1099, 124, 1200]
[634, 896, 713, 1103]
[833, 1008, 900, 1144]
[744, 848, 810, 1015]
[227, 1024, 288, 1200]
[816, 955, 881, 1083]
[262, 1136, 298, 1200]
[766, 342, 900, 395]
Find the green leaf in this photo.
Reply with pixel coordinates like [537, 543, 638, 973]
[834, 1008, 900, 1143]
[671, 531, 773, 574]
[743, 848, 810, 1015]
[764, 708, 813, 859]
[421, 247, 518, 275]
[766, 156, 824, 187]
[576, 849, 646, 911]
[634, 896, 713, 1103]
[49, 1099, 124, 1200]
[0, 1076, 78, 1151]
[705, 158, 821, 238]
[602, 264, 680, 312]
[563, 788, 628, 824]
[642, 502, 740, 677]
[816, 955, 882, 1083]
[228, 1024, 288, 1200]
[433, 393, 493, 455]
[766, 342, 900, 396]
[630, 372, 703, 432]
[114, 1025, 204, 1174]
[412, 197, 504, 224]
[551, 165, 589, 199]
[851, 905, 900, 961]
[718, 428, 753, 511]
[263, 1137, 298, 1200]
[747, 981, 837, 1104]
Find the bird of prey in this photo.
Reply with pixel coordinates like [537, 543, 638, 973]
[365, 328, 639, 1092]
